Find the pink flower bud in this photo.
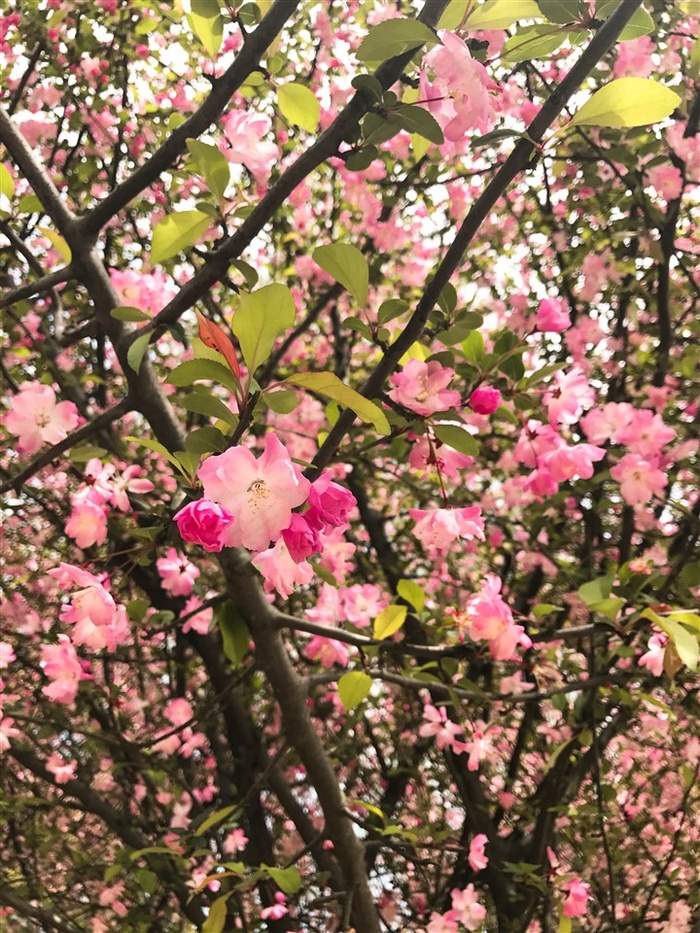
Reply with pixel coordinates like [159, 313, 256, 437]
[306, 472, 356, 530]
[282, 513, 321, 563]
[174, 500, 234, 553]
[468, 386, 501, 415]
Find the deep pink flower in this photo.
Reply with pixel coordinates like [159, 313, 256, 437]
[536, 298, 570, 333]
[174, 499, 234, 552]
[468, 385, 501, 414]
[306, 471, 356, 530]
[281, 513, 321, 562]
[198, 433, 310, 552]
[389, 358, 461, 417]
[562, 878, 591, 918]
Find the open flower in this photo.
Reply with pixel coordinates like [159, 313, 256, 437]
[198, 433, 310, 552]
[4, 382, 79, 455]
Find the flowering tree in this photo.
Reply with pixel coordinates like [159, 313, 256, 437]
[1, 1, 699, 931]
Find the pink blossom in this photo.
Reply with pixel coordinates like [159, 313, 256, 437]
[615, 409, 676, 458]
[260, 893, 288, 921]
[223, 828, 248, 856]
[544, 368, 595, 425]
[468, 385, 501, 414]
[174, 499, 234, 552]
[198, 433, 310, 552]
[538, 443, 606, 483]
[646, 162, 683, 201]
[281, 513, 321, 562]
[460, 723, 493, 772]
[4, 381, 80, 455]
[536, 297, 570, 333]
[389, 358, 461, 416]
[253, 538, 314, 598]
[304, 612, 351, 667]
[409, 506, 485, 551]
[468, 833, 489, 871]
[418, 704, 463, 751]
[420, 31, 497, 140]
[50, 563, 129, 652]
[562, 878, 591, 918]
[408, 433, 473, 479]
[581, 402, 635, 444]
[109, 465, 154, 511]
[0, 642, 16, 668]
[340, 583, 388, 628]
[220, 109, 280, 177]
[46, 753, 77, 784]
[458, 574, 529, 660]
[639, 631, 668, 676]
[614, 35, 655, 78]
[180, 597, 213, 636]
[427, 913, 458, 933]
[156, 548, 200, 597]
[610, 453, 668, 505]
[41, 635, 93, 705]
[449, 884, 487, 930]
[306, 471, 356, 530]
[65, 496, 108, 549]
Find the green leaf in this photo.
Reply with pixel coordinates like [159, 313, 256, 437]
[123, 436, 190, 478]
[569, 78, 681, 129]
[217, 602, 251, 668]
[373, 604, 407, 640]
[37, 226, 72, 263]
[111, 305, 151, 322]
[432, 423, 479, 456]
[464, 0, 541, 29]
[378, 299, 409, 324]
[229, 258, 258, 289]
[393, 105, 444, 144]
[313, 244, 369, 306]
[69, 445, 108, 462]
[277, 82, 320, 133]
[266, 865, 302, 895]
[231, 283, 295, 376]
[351, 74, 384, 101]
[397, 579, 425, 614]
[168, 359, 240, 394]
[284, 371, 390, 435]
[532, 603, 562, 618]
[186, 139, 230, 201]
[559, 911, 573, 933]
[537, 0, 582, 24]
[356, 18, 436, 62]
[578, 570, 616, 606]
[136, 868, 158, 894]
[502, 24, 566, 62]
[190, 0, 224, 58]
[127, 331, 152, 373]
[150, 210, 211, 264]
[184, 426, 227, 454]
[462, 330, 485, 365]
[0, 163, 14, 200]
[587, 596, 626, 620]
[617, 6, 654, 40]
[202, 896, 228, 933]
[17, 193, 42, 214]
[180, 390, 238, 426]
[641, 609, 699, 671]
[338, 671, 373, 709]
[195, 804, 239, 837]
[263, 389, 299, 414]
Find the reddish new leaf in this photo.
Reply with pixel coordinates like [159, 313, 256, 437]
[196, 311, 241, 383]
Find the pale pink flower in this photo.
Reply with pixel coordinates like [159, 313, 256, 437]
[180, 597, 212, 636]
[198, 433, 310, 552]
[614, 35, 655, 78]
[0, 712, 21, 753]
[304, 633, 350, 668]
[253, 538, 314, 598]
[639, 631, 668, 676]
[260, 893, 288, 921]
[341, 583, 388, 628]
[459, 574, 529, 660]
[46, 753, 77, 784]
[65, 496, 108, 549]
[536, 297, 570, 333]
[581, 402, 635, 444]
[50, 563, 129, 652]
[223, 828, 248, 856]
[427, 913, 458, 933]
[419, 703, 463, 751]
[109, 465, 154, 511]
[538, 443, 606, 483]
[156, 548, 200, 597]
[174, 499, 234, 553]
[41, 635, 93, 705]
[317, 526, 356, 582]
[544, 368, 595, 425]
[449, 884, 487, 930]
[615, 409, 676, 458]
[4, 382, 79, 455]
[389, 358, 461, 416]
[468, 385, 501, 414]
[408, 434, 473, 479]
[646, 163, 683, 201]
[409, 506, 485, 551]
[420, 30, 497, 140]
[610, 453, 668, 505]
[562, 878, 591, 918]
[0, 642, 16, 668]
[468, 833, 489, 872]
[220, 109, 280, 176]
[460, 722, 493, 772]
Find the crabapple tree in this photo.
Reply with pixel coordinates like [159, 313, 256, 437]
[1, 1, 699, 932]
